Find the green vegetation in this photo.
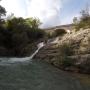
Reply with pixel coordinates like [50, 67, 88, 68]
[73, 6, 90, 31]
[0, 2, 45, 57]
[46, 29, 66, 39]
[54, 29, 67, 37]
[56, 32, 90, 73]
[56, 43, 75, 69]
[0, 4, 6, 24]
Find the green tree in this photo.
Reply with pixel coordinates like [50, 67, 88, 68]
[0, 5, 6, 24]
[74, 6, 90, 30]
[0, 16, 45, 56]
[73, 17, 78, 24]
[6, 13, 14, 20]
[25, 17, 41, 29]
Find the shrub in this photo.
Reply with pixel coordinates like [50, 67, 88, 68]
[54, 29, 67, 37]
[59, 43, 73, 56]
[56, 55, 74, 68]
[73, 7, 90, 31]
[0, 17, 46, 56]
[46, 32, 55, 39]
[0, 3, 46, 57]
[56, 43, 74, 68]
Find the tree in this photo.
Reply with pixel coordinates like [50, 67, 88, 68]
[0, 0, 6, 24]
[6, 13, 14, 20]
[73, 5, 90, 30]
[0, 1, 45, 56]
[54, 29, 67, 37]
[80, 4, 90, 19]
[0, 5, 6, 23]
[0, 5, 6, 17]
[73, 17, 78, 24]
[6, 17, 26, 32]
[25, 17, 41, 29]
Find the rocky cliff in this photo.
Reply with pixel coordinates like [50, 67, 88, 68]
[34, 29, 90, 74]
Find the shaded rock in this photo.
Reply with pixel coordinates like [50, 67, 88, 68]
[0, 47, 8, 56]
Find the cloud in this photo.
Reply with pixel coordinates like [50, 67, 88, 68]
[0, 0, 62, 28]
[24, 0, 62, 28]
[0, 0, 78, 28]
[0, 0, 27, 17]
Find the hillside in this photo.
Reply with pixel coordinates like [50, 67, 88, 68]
[43, 24, 73, 31]
[34, 29, 90, 74]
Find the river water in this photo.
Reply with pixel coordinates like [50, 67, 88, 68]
[0, 42, 84, 90]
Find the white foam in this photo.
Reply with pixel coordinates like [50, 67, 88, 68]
[0, 42, 45, 65]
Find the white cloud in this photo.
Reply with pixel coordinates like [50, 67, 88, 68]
[0, 0, 74, 28]
[0, 0, 26, 17]
[26, 0, 62, 28]
[0, 0, 63, 28]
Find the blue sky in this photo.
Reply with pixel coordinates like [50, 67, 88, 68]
[0, 0, 90, 28]
[60, 0, 90, 25]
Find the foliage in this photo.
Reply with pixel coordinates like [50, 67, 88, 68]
[0, 5, 6, 18]
[0, 2, 45, 56]
[0, 16, 45, 56]
[6, 17, 45, 39]
[54, 29, 67, 37]
[46, 29, 66, 39]
[59, 43, 73, 56]
[46, 32, 55, 38]
[6, 13, 14, 20]
[73, 17, 78, 25]
[0, 0, 6, 24]
[73, 6, 90, 31]
[56, 43, 74, 68]
[25, 17, 41, 29]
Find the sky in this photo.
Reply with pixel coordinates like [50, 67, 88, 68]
[0, 0, 90, 28]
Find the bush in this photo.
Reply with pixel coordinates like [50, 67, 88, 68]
[73, 7, 90, 31]
[56, 55, 74, 69]
[0, 17, 46, 57]
[54, 29, 67, 37]
[46, 32, 54, 38]
[56, 43, 74, 68]
[62, 57, 74, 67]
[59, 43, 73, 56]
[0, 2, 46, 57]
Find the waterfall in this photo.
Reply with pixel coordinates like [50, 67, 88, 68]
[0, 42, 45, 65]
[29, 42, 45, 59]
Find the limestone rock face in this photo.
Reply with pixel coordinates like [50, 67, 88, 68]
[58, 29, 90, 54]
[35, 29, 90, 73]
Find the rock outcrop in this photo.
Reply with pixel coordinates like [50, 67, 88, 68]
[34, 29, 90, 74]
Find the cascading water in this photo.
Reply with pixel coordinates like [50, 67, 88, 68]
[0, 42, 45, 65]
[30, 42, 45, 59]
